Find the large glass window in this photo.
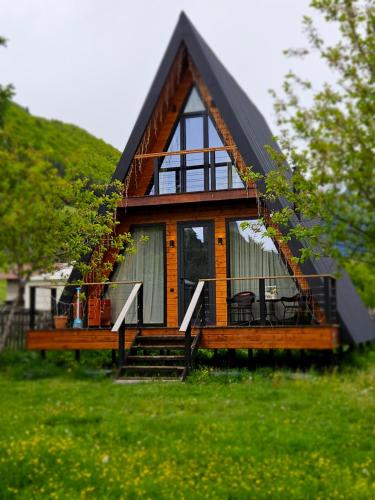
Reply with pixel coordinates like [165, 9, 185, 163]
[160, 124, 180, 169]
[159, 124, 181, 194]
[208, 117, 230, 162]
[186, 169, 204, 192]
[149, 86, 245, 195]
[159, 171, 176, 194]
[185, 117, 204, 166]
[184, 87, 205, 113]
[228, 220, 297, 321]
[107, 225, 165, 324]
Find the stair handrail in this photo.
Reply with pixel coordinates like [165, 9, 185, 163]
[179, 280, 205, 334]
[179, 280, 205, 380]
[111, 282, 143, 333]
[111, 282, 143, 374]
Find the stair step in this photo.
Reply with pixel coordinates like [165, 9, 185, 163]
[122, 365, 184, 372]
[127, 355, 185, 363]
[115, 377, 181, 384]
[136, 335, 187, 346]
[139, 335, 185, 341]
[134, 344, 186, 351]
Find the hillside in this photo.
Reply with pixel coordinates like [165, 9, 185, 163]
[2, 102, 121, 183]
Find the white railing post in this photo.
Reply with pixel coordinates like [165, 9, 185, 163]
[111, 282, 142, 373]
[179, 280, 205, 333]
[111, 283, 143, 333]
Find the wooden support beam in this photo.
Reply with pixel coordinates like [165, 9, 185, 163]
[247, 348, 254, 371]
[134, 145, 235, 160]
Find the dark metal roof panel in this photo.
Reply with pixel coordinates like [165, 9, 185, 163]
[183, 16, 282, 174]
[112, 21, 185, 183]
[308, 257, 374, 344]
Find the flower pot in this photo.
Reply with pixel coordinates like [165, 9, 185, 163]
[53, 315, 68, 329]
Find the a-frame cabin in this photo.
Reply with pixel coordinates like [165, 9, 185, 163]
[27, 13, 374, 380]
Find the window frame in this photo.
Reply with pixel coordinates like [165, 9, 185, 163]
[106, 223, 167, 326]
[177, 219, 216, 325]
[225, 216, 294, 304]
[149, 85, 244, 195]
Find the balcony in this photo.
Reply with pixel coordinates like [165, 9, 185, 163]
[149, 146, 244, 195]
[118, 147, 256, 208]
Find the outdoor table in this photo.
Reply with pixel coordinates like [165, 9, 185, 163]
[257, 297, 281, 325]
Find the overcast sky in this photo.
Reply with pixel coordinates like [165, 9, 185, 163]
[0, 0, 334, 151]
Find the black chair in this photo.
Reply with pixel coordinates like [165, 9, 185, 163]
[280, 293, 313, 325]
[228, 291, 256, 325]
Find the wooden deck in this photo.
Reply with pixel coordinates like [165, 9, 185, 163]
[27, 325, 340, 351]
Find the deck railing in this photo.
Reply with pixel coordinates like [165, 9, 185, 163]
[26, 280, 144, 331]
[190, 274, 337, 328]
[139, 146, 244, 195]
[26, 273, 337, 334]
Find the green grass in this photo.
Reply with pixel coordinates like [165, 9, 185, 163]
[0, 349, 374, 499]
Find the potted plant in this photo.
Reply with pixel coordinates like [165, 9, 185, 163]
[53, 315, 68, 329]
[53, 300, 69, 329]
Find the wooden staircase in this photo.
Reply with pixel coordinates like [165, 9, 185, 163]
[116, 334, 197, 383]
[113, 281, 204, 383]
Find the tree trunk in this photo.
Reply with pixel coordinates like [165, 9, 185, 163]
[0, 280, 25, 352]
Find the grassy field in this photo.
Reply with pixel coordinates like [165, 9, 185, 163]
[0, 349, 374, 499]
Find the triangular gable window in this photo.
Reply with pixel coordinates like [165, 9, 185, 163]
[183, 86, 205, 113]
[150, 85, 245, 195]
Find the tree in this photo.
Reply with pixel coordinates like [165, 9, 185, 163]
[0, 37, 14, 128]
[245, 0, 375, 306]
[0, 35, 132, 348]
[0, 146, 131, 349]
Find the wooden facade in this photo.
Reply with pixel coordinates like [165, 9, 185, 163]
[27, 325, 339, 351]
[84, 45, 310, 328]
[117, 198, 263, 328]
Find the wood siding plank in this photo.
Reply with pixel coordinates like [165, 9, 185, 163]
[27, 326, 339, 351]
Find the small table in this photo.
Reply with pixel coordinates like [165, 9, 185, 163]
[257, 298, 281, 325]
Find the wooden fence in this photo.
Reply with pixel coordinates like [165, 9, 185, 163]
[0, 308, 52, 350]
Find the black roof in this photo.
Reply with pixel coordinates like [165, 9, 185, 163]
[112, 12, 374, 344]
[113, 12, 281, 184]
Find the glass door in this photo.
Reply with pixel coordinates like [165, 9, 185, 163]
[178, 221, 215, 325]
